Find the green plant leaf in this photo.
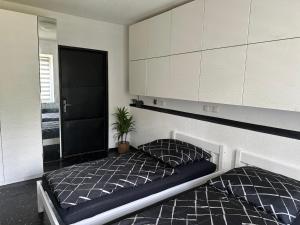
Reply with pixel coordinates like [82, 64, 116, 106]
[112, 107, 135, 143]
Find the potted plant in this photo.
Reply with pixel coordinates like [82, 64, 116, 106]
[112, 107, 135, 154]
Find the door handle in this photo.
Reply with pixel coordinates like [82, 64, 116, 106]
[63, 99, 72, 113]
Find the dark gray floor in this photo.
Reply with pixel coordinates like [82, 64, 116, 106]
[0, 149, 120, 225]
[0, 179, 51, 225]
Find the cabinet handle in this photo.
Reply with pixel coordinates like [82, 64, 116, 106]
[63, 99, 72, 113]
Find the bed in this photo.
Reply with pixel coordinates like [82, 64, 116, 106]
[110, 149, 300, 225]
[42, 108, 60, 140]
[37, 131, 226, 225]
[42, 107, 60, 162]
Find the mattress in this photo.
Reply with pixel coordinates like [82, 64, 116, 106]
[42, 112, 59, 122]
[112, 185, 284, 225]
[42, 120, 60, 139]
[43, 153, 216, 224]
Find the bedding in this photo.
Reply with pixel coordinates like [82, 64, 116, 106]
[41, 107, 60, 139]
[139, 139, 211, 167]
[42, 120, 60, 139]
[41, 108, 60, 162]
[44, 151, 175, 209]
[112, 185, 284, 225]
[292, 214, 300, 225]
[209, 166, 300, 225]
[42, 112, 60, 122]
[43, 151, 216, 224]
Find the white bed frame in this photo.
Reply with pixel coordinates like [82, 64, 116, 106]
[37, 130, 225, 225]
[235, 149, 300, 181]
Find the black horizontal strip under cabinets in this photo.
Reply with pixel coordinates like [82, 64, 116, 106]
[130, 104, 300, 140]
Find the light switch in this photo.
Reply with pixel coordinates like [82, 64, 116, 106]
[212, 106, 220, 113]
[203, 105, 211, 112]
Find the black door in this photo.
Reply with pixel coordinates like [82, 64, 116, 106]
[59, 46, 108, 158]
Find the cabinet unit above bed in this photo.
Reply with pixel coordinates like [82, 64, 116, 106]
[147, 12, 171, 58]
[199, 46, 247, 105]
[129, 0, 300, 112]
[248, 0, 300, 43]
[170, 0, 204, 54]
[243, 39, 300, 111]
[169, 53, 201, 101]
[202, 0, 251, 49]
[129, 11, 171, 60]
[147, 57, 171, 98]
[129, 60, 148, 96]
[129, 20, 149, 60]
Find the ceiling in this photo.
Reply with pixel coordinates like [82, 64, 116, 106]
[4, 0, 192, 25]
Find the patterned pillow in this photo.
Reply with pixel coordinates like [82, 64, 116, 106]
[209, 166, 300, 225]
[138, 139, 211, 167]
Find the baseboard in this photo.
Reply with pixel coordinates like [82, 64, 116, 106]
[1, 173, 43, 187]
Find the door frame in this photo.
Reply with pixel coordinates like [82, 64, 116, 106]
[58, 45, 109, 158]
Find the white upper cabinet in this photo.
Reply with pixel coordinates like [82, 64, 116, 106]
[129, 20, 149, 60]
[169, 52, 201, 101]
[199, 46, 247, 105]
[249, 0, 300, 43]
[243, 39, 300, 111]
[129, 60, 147, 96]
[171, 0, 204, 54]
[0, 9, 43, 184]
[203, 0, 251, 49]
[129, 0, 300, 112]
[147, 11, 171, 58]
[147, 57, 170, 98]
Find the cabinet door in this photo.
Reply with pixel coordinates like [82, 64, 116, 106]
[129, 60, 147, 96]
[203, 0, 251, 49]
[243, 39, 300, 111]
[249, 0, 300, 43]
[147, 57, 170, 98]
[129, 20, 149, 60]
[199, 46, 247, 105]
[0, 9, 43, 184]
[147, 12, 171, 58]
[169, 53, 201, 101]
[171, 0, 204, 54]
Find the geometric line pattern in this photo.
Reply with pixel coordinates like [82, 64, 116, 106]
[139, 139, 212, 167]
[44, 151, 175, 208]
[113, 185, 284, 225]
[209, 166, 300, 224]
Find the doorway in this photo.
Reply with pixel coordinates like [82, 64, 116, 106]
[59, 46, 108, 159]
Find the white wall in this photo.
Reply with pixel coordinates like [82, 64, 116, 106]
[140, 97, 300, 132]
[134, 95, 300, 171]
[0, 0, 130, 148]
[131, 107, 300, 171]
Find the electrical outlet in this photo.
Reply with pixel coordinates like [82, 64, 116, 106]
[212, 106, 220, 113]
[203, 105, 211, 112]
[153, 99, 166, 106]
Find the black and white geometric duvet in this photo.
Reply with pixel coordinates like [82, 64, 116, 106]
[113, 185, 284, 225]
[44, 151, 175, 209]
[209, 166, 300, 225]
